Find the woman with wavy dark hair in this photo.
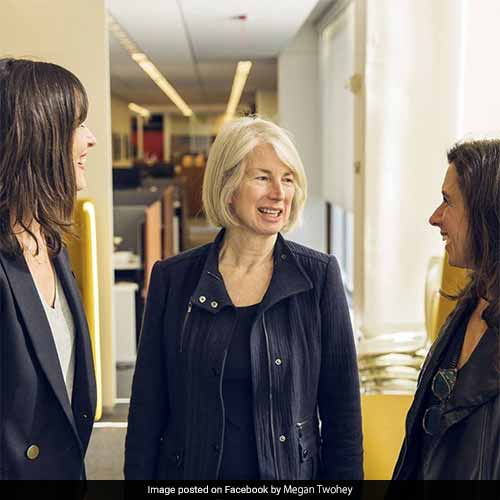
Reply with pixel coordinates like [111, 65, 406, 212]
[393, 140, 500, 479]
[0, 58, 97, 479]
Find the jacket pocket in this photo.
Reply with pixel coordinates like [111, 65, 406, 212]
[296, 418, 319, 480]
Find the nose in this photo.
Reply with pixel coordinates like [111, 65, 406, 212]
[87, 127, 97, 148]
[269, 179, 285, 200]
[429, 203, 443, 227]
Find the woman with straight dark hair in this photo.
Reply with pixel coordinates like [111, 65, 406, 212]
[0, 58, 97, 479]
[393, 140, 500, 479]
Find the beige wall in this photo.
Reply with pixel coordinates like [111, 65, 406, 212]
[278, 21, 321, 196]
[111, 95, 132, 166]
[256, 90, 278, 121]
[170, 114, 225, 135]
[0, 0, 115, 408]
[357, 0, 462, 338]
[111, 95, 131, 135]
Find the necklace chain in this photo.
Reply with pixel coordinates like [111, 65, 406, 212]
[21, 240, 49, 266]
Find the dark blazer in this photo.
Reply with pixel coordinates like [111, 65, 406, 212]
[125, 230, 363, 480]
[393, 299, 500, 479]
[0, 248, 96, 479]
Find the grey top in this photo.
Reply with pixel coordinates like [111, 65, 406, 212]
[34, 271, 76, 403]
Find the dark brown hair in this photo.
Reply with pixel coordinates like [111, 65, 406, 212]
[0, 58, 88, 256]
[447, 140, 500, 327]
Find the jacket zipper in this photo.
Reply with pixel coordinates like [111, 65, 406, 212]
[262, 313, 280, 479]
[296, 419, 309, 437]
[179, 302, 192, 353]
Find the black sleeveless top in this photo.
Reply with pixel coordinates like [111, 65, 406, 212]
[218, 303, 260, 480]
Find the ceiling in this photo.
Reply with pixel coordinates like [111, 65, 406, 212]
[106, 0, 325, 110]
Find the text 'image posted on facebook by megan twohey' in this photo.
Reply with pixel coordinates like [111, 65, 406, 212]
[144, 483, 357, 497]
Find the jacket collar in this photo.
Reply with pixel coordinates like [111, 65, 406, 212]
[407, 299, 499, 436]
[55, 249, 96, 423]
[406, 300, 471, 435]
[191, 229, 313, 314]
[443, 325, 499, 414]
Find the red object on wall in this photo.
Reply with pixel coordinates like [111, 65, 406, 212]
[131, 131, 164, 161]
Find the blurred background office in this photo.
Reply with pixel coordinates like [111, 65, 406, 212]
[0, 0, 497, 479]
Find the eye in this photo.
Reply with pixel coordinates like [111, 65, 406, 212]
[283, 177, 294, 184]
[256, 176, 269, 181]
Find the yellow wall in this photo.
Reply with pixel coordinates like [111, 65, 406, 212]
[0, 0, 116, 409]
[361, 394, 413, 479]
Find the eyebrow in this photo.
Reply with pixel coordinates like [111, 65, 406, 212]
[252, 168, 293, 176]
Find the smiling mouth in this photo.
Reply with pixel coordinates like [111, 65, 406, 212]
[258, 208, 282, 217]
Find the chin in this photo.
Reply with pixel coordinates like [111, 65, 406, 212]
[76, 176, 86, 191]
[259, 223, 286, 235]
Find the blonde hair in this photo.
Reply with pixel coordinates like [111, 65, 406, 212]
[202, 116, 307, 232]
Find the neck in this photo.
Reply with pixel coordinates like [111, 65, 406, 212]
[476, 297, 490, 314]
[12, 220, 43, 251]
[220, 228, 277, 269]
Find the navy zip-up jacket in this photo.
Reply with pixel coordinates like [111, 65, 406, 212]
[125, 230, 363, 480]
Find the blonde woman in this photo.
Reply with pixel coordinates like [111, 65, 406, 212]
[125, 117, 362, 480]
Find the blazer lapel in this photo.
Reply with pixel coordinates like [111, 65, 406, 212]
[0, 252, 78, 434]
[54, 250, 97, 425]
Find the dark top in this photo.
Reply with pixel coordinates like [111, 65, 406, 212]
[417, 311, 469, 478]
[218, 303, 260, 480]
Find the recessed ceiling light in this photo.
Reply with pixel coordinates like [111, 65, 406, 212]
[128, 102, 151, 118]
[225, 61, 252, 121]
[107, 12, 193, 117]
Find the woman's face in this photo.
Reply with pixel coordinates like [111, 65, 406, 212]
[230, 143, 295, 237]
[72, 122, 96, 191]
[429, 164, 472, 268]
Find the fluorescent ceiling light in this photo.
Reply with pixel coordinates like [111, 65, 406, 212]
[225, 61, 253, 121]
[107, 13, 193, 117]
[128, 102, 151, 118]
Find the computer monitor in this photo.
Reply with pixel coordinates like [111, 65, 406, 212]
[113, 167, 142, 189]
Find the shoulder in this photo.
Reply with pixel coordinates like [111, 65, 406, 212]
[285, 239, 330, 263]
[284, 238, 337, 271]
[282, 238, 343, 294]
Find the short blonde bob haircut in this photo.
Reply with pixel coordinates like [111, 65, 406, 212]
[202, 116, 307, 232]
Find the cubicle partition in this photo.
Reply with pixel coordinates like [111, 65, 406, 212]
[112, 186, 178, 387]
